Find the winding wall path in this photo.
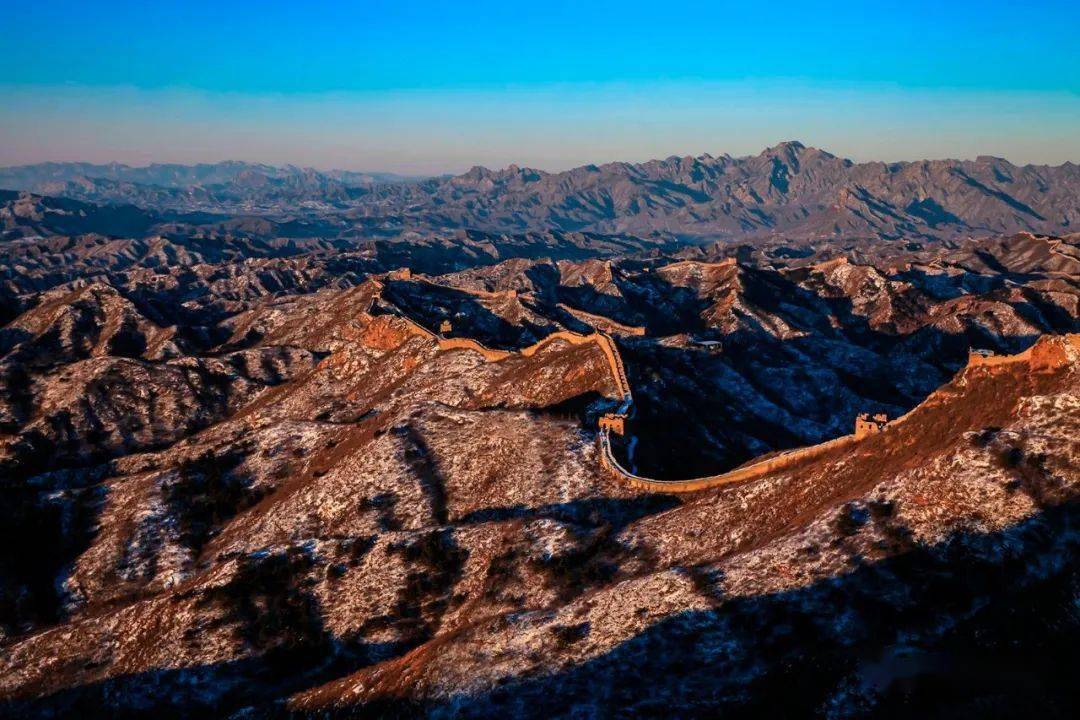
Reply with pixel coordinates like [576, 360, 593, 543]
[368, 274, 1079, 494]
[598, 432, 860, 492]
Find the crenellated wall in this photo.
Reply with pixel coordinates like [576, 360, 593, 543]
[372, 274, 868, 492]
[598, 431, 860, 492]
[556, 303, 647, 336]
[436, 336, 512, 361]
[371, 277, 633, 404]
[966, 335, 1079, 371]
[600, 333, 1079, 493]
[967, 348, 1030, 368]
[367, 273, 1077, 495]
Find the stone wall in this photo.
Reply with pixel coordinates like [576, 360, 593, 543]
[966, 335, 1079, 371]
[371, 279, 633, 405]
[556, 303, 646, 336]
[369, 275, 1077, 495]
[600, 333, 1079, 493]
[598, 431, 859, 493]
[436, 336, 512, 361]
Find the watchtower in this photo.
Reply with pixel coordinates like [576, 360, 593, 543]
[854, 412, 888, 439]
[598, 413, 626, 435]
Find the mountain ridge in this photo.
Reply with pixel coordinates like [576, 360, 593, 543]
[4, 143, 1077, 242]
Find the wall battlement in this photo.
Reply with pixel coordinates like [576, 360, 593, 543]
[556, 303, 647, 336]
[598, 431, 860, 493]
[966, 335, 1079, 372]
[966, 347, 1024, 367]
[370, 278, 633, 405]
[367, 273, 1077, 495]
[600, 334, 1077, 493]
[658, 258, 737, 273]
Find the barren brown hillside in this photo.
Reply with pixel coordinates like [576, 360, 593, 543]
[1, 224, 1079, 718]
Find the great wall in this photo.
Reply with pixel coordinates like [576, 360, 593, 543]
[368, 272, 1080, 494]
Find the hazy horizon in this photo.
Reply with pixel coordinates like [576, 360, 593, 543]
[2, 1, 1078, 174]
[3, 128, 1080, 178]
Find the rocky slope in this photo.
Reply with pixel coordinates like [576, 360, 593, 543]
[1, 225, 1079, 717]
[293, 334, 1080, 718]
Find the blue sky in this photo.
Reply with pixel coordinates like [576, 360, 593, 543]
[2, 1, 1078, 172]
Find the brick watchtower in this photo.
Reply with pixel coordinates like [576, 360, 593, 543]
[854, 412, 888, 439]
[599, 413, 626, 435]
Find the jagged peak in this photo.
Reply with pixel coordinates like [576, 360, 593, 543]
[460, 165, 495, 180]
[767, 140, 807, 153]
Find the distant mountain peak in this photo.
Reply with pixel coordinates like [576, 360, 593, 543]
[770, 140, 806, 151]
[462, 165, 495, 181]
[2, 145, 1077, 242]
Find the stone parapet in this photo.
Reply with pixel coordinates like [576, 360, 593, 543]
[598, 431, 859, 493]
[367, 278, 1077, 495]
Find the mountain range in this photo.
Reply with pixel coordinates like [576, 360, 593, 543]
[3, 143, 1078, 242]
[2, 142, 1080, 717]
